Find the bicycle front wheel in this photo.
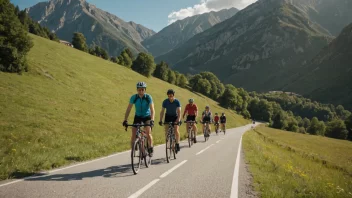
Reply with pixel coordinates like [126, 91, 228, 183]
[131, 139, 142, 175]
[144, 138, 152, 167]
[188, 129, 192, 148]
[166, 136, 171, 163]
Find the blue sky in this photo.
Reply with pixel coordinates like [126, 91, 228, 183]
[10, 0, 256, 32]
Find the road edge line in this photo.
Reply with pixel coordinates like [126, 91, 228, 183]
[230, 135, 243, 198]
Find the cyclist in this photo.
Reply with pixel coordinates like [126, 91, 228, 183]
[214, 113, 220, 132]
[220, 113, 226, 132]
[123, 82, 155, 156]
[159, 89, 182, 153]
[201, 106, 212, 136]
[182, 98, 198, 143]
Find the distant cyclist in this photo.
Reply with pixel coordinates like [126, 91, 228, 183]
[201, 106, 212, 136]
[214, 113, 220, 132]
[159, 89, 182, 152]
[220, 113, 226, 133]
[182, 98, 198, 143]
[123, 82, 155, 156]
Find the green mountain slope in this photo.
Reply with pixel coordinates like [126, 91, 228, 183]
[283, 23, 352, 110]
[26, 0, 155, 56]
[156, 1, 333, 91]
[0, 34, 248, 180]
[142, 7, 238, 57]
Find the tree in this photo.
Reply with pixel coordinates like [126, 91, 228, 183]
[153, 61, 169, 81]
[302, 117, 311, 130]
[325, 119, 348, 139]
[307, 117, 325, 135]
[131, 52, 155, 77]
[124, 48, 134, 60]
[271, 110, 288, 130]
[178, 74, 188, 88]
[121, 51, 132, 67]
[345, 115, 352, 140]
[0, 0, 33, 73]
[167, 70, 176, 84]
[196, 78, 212, 95]
[72, 32, 88, 52]
[110, 57, 118, 63]
[174, 71, 181, 86]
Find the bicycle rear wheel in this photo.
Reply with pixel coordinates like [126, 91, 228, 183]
[131, 139, 142, 175]
[204, 129, 207, 142]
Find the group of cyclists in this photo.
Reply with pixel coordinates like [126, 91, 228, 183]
[123, 82, 227, 157]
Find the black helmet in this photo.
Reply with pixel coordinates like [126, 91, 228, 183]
[222, 113, 225, 116]
[136, 82, 147, 89]
[167, 89, 175, 95]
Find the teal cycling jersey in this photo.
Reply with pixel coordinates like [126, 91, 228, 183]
[129, 94, 153, 117]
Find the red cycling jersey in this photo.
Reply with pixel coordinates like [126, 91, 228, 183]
[214, 115, 219, 122]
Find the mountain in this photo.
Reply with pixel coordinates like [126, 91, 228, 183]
[156, 0, 352, 92]
[26, 0, 155, 56]
[282, 23, 352, 110]
[142, 7, 239, 57]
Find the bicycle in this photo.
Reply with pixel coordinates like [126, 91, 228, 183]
[184, 121, 197, 147]
[201, 121, 211, 142]
[214, 122, 220, 135]
[221, 123, 226, 135]
[163, 122, 180, 163]
[124, 123, 153, 175]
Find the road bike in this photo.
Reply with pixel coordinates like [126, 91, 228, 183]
[184, 120, 197, 147]
[214, 122, 220, 135]
[163, 122, 180, 163]
[201, 121, 211, 142]
[124, 123, 152, 175]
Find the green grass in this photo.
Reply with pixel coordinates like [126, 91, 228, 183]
[0, 34, 249, 180]
[243, 126, 352, 198]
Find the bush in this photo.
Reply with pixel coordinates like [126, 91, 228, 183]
[131, 52, 155, 77]
[0, 0, 33, 73]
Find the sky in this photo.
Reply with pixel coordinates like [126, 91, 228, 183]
[10, 0, 256, 32]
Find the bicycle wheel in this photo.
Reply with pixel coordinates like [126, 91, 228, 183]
[144, 138, 152, 167]
[131, 139, 142, 175]
[188, 129, 192, 148]
[190, 129, 194, 146]
[204, 128, 207, 142]
[166, 136, 171, 163]
[172, 138, 176, 159]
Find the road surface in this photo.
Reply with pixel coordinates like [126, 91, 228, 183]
[0, 124, 257, 198]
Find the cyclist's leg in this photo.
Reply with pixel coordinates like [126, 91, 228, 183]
[131, 116, 140, 149]
[144, 119, 153, 148]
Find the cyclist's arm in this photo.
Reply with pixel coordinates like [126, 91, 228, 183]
[159, 107, 165, 122]
[195, 110, 198, 118]
[182, 106, 187, 119]
[150, 103, 155, 121]
[176, 107, 181, 122]
[124, 103, 133, 121]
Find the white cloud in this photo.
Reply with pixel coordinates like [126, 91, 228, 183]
[167, 0, 257, 24]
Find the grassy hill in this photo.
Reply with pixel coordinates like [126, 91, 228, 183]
[0, 34, 249, 180]
[243, 126, 352, 197]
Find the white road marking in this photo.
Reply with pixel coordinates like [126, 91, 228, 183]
[230, 135, 243, 198]
[127, 179, 160, 198]
[216, 140, 221, 143]
[196, 144, 214, 155]
[159, 160, 187, 178]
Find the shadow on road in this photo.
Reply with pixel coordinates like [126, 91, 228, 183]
[24, 164, 136, 181]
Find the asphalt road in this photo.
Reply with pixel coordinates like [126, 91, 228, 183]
[0, 124, 258, 198]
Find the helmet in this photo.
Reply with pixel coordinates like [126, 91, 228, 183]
[189, 98, 194, 103]
[167, 89, 175, 95]
[215, 113, 218, 115]
[136, 82, 147, 89]
[222, 113, 225, 116]
[205, 106, 209, 109]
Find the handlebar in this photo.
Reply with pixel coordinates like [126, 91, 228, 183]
[124, 123, 153, 131]
[162, 122, 181, 126]
[184, 121, 197, 124]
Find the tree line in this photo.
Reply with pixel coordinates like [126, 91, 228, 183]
[69, 31, 352, 141]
